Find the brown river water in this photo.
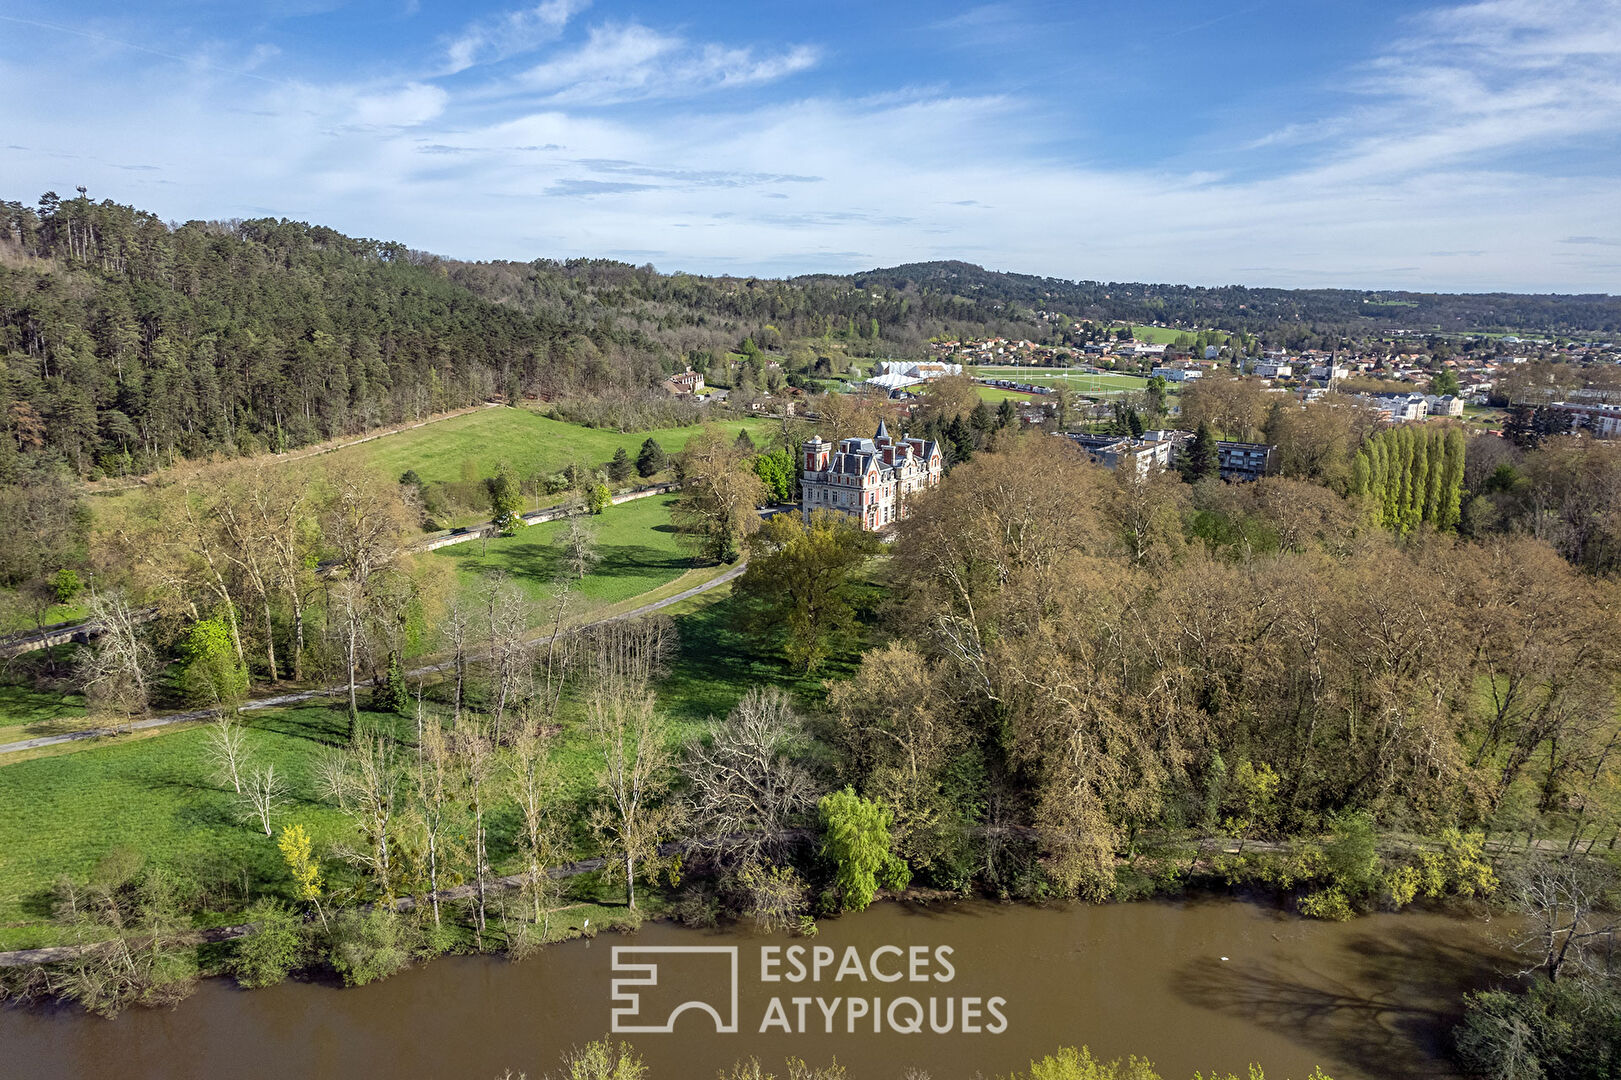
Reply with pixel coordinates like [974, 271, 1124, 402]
[0, 898, 1516, 1080]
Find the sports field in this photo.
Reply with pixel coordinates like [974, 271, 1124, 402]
[973, 367, 1150, 394]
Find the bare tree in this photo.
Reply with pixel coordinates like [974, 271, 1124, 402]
[1510, 855, 1619, 983]
[508, 733, 565, 936]
[251, 466, 320, 682]
[241, 763, 286, 837]
[75, 587, 154, 731]
[321, 461, 414, 736]
[205, 466, 284, 681]
[483, 577, 535, 744]
[453, 714, 497, 945]
[540, 588, 576, 719]
[684, 686, 820, 864]
[318, 734, 404, 897]
[440, 593, 475, 723]
[205, 715, 251, 795]
[412, 717, 457, 927]
[579, 614, 677, 693]
[589, 684, 681, 909]
[555, 514, 600, 581]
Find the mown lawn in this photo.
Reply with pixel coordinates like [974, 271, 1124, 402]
[0, 683, 87, 731]
[973, 368, 1149, 394]
[0, 705, 402, 948]
[1127, 325, 1228, 345]
[350, 409, 779, 488]
[432, 494, 698, 615]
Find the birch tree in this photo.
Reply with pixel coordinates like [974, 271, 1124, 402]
[508, 733, 564, 934]
[206, 716, 251, 795]
[589, 685, 681, 909]
[318, 734, 404, 898]
[242, 763, 286, 837]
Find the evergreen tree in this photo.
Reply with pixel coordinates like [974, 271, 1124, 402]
[607, 446, 632, 483]
[996, 397, 1018, 429]
[371, 652, 408, 714]
[1180, 421, 1220, 482]
[635, 437, 667, 478]
[970, 398, 995, 436]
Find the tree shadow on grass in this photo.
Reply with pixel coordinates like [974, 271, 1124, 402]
[592, 543, 690, 588]
[657, 594, 861, 726]
[1173, 923, 1518, 1080]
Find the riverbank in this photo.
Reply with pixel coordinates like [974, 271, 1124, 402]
[0, 894, 1512, 1080]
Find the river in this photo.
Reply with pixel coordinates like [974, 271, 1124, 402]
[0, 898, 1514, 1080]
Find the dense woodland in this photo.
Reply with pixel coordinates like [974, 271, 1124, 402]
[838, 261, 1621, 336]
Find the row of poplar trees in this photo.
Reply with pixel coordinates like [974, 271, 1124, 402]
[1350, 425, 1466, 534]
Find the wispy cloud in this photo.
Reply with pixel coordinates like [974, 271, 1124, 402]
[507, 22, 819, 105]
[547, 178, 656, 196]
[442, 0, 589, 75]
[1, 0, 1617, 291]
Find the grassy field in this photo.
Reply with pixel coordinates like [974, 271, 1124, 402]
[973, 368, 1150, 395]
[84, 409, 783, 533]
[433, 494, 696, 615]
[972, 385, 1041, 403]
[352, 409, 780, 489]
[1125, 325, 1229, 345]
[0, 683, 87, 732]
[0, 704, 379, 948]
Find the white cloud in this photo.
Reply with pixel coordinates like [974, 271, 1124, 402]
[348, 82, 448, 128]
[442, 0, 589, 75]
[509, 22, 819, 105]
[1, 0, 1617, 291]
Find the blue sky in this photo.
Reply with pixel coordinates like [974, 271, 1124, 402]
[2, 0, 1619, 291]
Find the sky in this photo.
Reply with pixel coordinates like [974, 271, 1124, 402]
[1, 0, 1619, 292]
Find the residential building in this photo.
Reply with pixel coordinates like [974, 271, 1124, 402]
[1216, 441, 1279, 482]
[1424, 394, 1464, 417]
[664, 367, 705, 396]
[1061, 432, 1173, 476]
[1252, 361, 1294, 379]
[1308, 363, 1351, 381]
[1551, 401, 1621, 438]
[800, 422, 943, 530]
[1151, 366, 1202, 382]
[1358, 392, 1430, 422]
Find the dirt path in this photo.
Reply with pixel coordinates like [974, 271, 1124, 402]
[0, 561, 745, 757]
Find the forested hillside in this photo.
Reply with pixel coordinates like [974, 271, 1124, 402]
[837, 260, 1621, 336]
[3, 191, 1619, 486]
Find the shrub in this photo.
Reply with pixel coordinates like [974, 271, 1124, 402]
[1298, 886, 1355, 922]
[547, 1038, 647, 1080]
[231, 899, 309, 988]
[325, 907, 413, 987]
